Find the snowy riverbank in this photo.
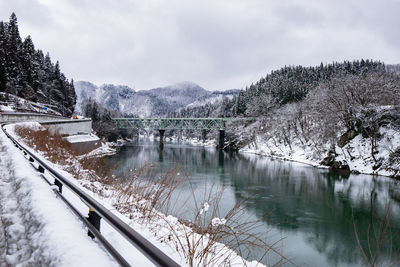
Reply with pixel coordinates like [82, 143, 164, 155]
[147, 127, 400, 179]
[240, 126, 400, 178]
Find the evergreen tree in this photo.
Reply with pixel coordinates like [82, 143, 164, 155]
[234, 92, 246, 115]
[0, 22, 7, 92]
[176, 60, 387, 119]
[0, 13, 76, 115]
[6, 12, 23, 93]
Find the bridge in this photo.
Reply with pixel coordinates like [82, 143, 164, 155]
[112, 117, 238, 149]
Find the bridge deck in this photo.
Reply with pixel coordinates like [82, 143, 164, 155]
[112, 118, 233, 130]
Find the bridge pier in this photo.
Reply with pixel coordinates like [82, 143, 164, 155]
[112, 118, 247, 151]
[159, 129, 165, 150]
[202, 130, 207, 143]
[218, 130, 225, 150]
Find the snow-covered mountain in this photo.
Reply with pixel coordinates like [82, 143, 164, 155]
[74, 81, 239, 117]
[184, 89, 239, 109]
[74, 82, 137, 115]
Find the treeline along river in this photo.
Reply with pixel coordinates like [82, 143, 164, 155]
[95, 140, 400, 266]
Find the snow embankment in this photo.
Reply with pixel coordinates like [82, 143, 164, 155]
[241, 126, 400, 177]
[336, 127, 400, 176]
[0, 127, 117, 266]
[0, 92, 61, 115]
[64, 134, 100, 144]
[2, 123, 165, 266]
[0, 104, 14, 112]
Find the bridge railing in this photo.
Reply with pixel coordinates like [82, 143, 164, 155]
[112, 117, 253, 130]
[1, 124, 180, 267]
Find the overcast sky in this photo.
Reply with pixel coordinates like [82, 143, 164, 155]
[1, 0, 399, 91]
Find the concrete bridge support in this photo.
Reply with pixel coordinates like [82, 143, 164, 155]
[112, 117, 250, 151]
[159, 129, 165, 150]
[218, 130, 225, 150]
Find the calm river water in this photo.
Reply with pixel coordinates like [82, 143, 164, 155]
[98, 140, 400, 266]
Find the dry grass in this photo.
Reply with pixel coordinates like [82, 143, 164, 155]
[110, 168, 292, 266]
[158, 183, 291, 267]
[15, 125, 77, 163]
[14, 125, 115, 195]
[111, 165, 185, 221]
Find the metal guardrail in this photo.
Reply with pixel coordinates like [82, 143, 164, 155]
[0, 112, 65, 123]
[1, 124, 180, 267]
[40, 118, 92, 125]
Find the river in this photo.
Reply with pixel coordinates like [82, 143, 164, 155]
[96, 140, 400, 266]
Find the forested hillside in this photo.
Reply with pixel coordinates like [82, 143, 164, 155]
[179, 60, 400, 177]
[0, 13, 76, 115]
[235, 60, 385, 116]
[176, 60, 387, 118]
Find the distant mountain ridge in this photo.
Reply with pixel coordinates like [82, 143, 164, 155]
[387, 64, 400, 74]
[74, 81, 239, 117]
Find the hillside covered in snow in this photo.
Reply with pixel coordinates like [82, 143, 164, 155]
[176, 60, 400, 178]
[74, 81, 239, 117]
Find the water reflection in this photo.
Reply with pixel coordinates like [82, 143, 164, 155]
[97, 141, 400, 266]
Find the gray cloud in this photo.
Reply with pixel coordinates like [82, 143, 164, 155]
[0, 0, 399, 91]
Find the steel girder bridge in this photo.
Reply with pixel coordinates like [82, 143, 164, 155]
[112, 117, 239, 149]
[111, 117, 229, 130]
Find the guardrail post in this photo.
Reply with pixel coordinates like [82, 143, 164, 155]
[38, 165, 45, 173]
[54, 179, 63, 193]
[87, 208, 101, 238]
[29, 156, 34, 162]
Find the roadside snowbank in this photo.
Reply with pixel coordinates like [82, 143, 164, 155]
[0, 104, 14, 112]
[0, 127, 117, 266]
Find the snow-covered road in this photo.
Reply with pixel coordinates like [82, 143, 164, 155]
[0, 148, 51, 266]
[0, 129, 117, 266]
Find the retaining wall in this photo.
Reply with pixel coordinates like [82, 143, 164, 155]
[40, 119, 92, 136]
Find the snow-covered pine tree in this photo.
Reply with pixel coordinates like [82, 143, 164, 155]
[5, 13, 23, 94]
[0, 13, 76, 115]
[0, 22, 7, 92]
[21, 35, 37, 100]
